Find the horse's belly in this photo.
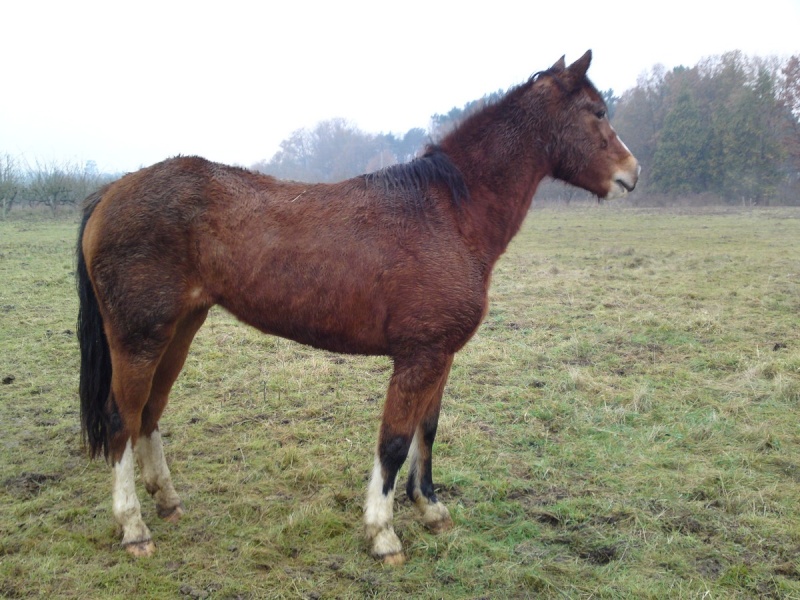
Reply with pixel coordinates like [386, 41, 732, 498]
[219, 293, 390, 356]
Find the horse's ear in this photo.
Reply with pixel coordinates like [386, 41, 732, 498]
[550, 55, 566, 72]
[562, 50, 592, 91]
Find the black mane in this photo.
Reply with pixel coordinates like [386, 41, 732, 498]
[363, 146, 469, 212]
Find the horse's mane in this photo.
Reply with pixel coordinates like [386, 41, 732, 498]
[363, 146, 469, 212]
[361, 67, 583, 214]
[446, 65, 587, 133]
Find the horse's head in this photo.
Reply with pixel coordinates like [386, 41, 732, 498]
[535, 50, 639, 199]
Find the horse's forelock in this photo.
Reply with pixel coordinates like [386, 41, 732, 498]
[530, 68, 596, 98]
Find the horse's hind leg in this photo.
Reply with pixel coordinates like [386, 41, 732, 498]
[364, 353, 453, 565]
[107, 353, 163, 557]
[106, 308, 203, 556]
[135, 430, 181, 521]
[136, 309, 208, 523]
[406, 354, 454, 534]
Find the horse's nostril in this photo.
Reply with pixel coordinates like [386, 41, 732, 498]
[616, 179, 634, 192]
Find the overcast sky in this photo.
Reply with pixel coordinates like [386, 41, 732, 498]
[2, 0, 798, 174]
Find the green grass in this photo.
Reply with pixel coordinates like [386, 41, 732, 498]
[1, 206, 799, 599]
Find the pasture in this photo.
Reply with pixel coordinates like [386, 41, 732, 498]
[1, 206, 799, 599]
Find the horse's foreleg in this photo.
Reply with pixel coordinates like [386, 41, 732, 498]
[364, 354, 451, 565]
[406, 354, 454, 534]
[364, 429, 415, 565]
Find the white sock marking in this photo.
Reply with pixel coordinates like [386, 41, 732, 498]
[363, 454, 402, 557]
[135, 430, 181, 512]
[112, 439, 151, 544]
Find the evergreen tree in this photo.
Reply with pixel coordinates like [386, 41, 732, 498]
[713, 68, 783, 202]
[601, 89, 619, 120]
[777, 56, 800, 172]
[616, 52, 794, 203]
[650, 90, 710, 194]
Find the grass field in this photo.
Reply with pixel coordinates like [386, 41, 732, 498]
[1, 205, 799, 599]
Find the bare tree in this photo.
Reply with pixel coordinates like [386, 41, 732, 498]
[0, 154, 22, 219]
[24, 159, 105, 215]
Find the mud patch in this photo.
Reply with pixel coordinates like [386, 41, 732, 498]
[4, 472, 62, 498]
[0, 582, 23, 599]
[530, 510, 563, 526]
[660, 512, 710, 536]
[179, 583, 222, 599]
[507, 486, 571, 508]
[695, 556, 724, 579]
[774, 561, 800, 580]
[579, 544, 619, 565]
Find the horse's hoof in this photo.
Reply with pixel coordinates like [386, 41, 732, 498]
[368, 527, 403, 561]
[380, 552, 406, 566]
[420, 502, 453, 534]
[123, 539, 156, 558]
[425, 515, 454, 535]
[158, 503, 185, 523]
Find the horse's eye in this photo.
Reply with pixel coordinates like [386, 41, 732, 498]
[595, 109, 606, 119]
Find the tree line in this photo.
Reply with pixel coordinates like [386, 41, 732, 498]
[253, 51, 800, 205]
[251, 119, 429, 183]
[613, 51, 800, 205]
[0, 156, 114, 219]
[250, 90, 511, 184]
[4, 50, 798, 217]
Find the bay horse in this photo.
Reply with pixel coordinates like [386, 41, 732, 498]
[77, 51, 638, 565]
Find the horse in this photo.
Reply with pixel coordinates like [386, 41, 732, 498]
[76, 50, 639, 565]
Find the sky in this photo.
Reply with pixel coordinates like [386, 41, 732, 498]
[2, 0, 799, 174]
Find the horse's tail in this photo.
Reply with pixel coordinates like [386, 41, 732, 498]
[77, 188, 112, 460]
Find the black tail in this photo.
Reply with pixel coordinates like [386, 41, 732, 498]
[77, 190, 112, 460]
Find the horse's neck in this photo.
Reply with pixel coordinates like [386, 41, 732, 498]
[442, 122, 551, 269]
